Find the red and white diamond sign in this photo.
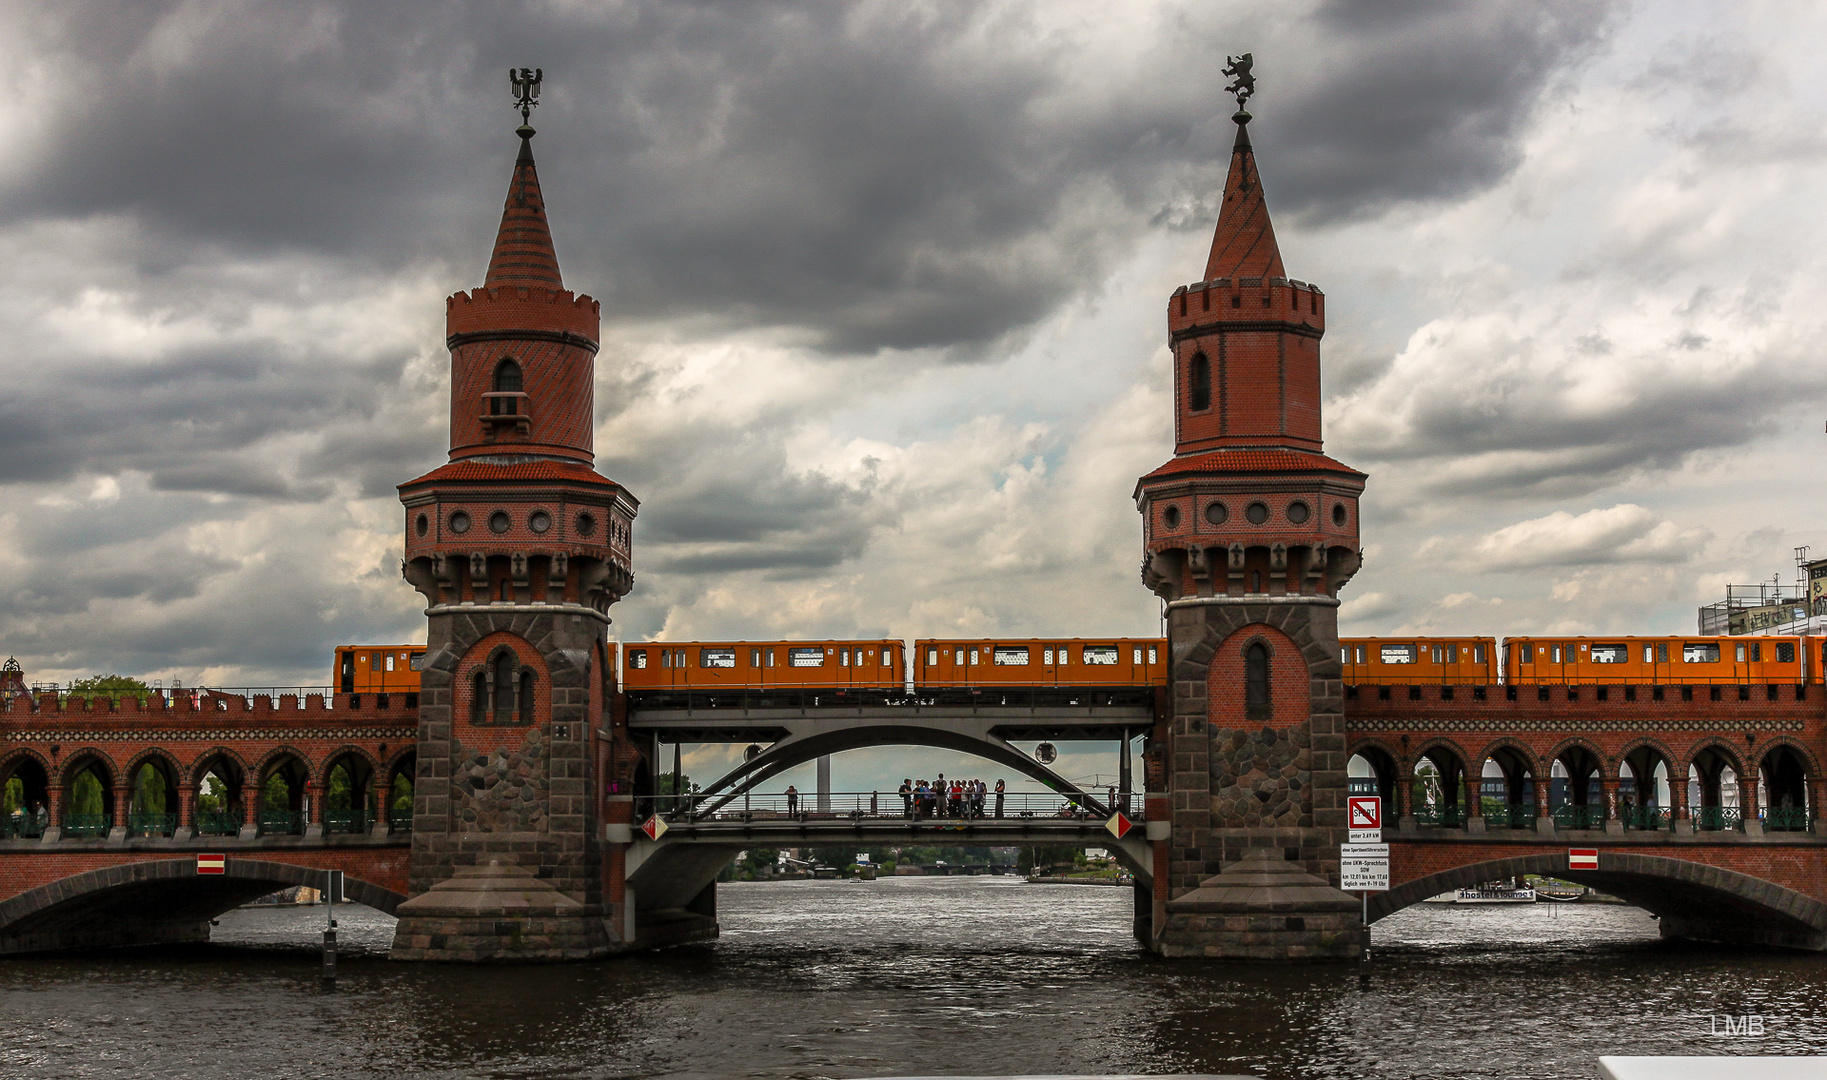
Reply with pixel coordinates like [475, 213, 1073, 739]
[1105, 812, 1135, 839]
[196, 854, 225, 875]
[1568, 848, 1598, 871]
[1348, 796, 1382, 842]
[641, 815, 669, 841]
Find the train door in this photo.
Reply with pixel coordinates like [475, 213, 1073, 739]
[1039, 642, 1061, 686]
[338, 650, 354, 693]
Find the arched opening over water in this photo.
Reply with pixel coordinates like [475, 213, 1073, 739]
[0, 857, 406, 957]
[126, 754, 179, 837]
[1478, 745, 1536, 828]
[322, 751, 376, 834]
[256, 753, 311, 836]
[192, 752, 248, 837]
[1347, 747, 1398, 808]
[1759, 743, 1813, 830]
[1411, 745, 1467, 825]
[1617, 744, 1672, 830]
[1368, 851, 1827, 951]
[1688, 744, 1744, 831]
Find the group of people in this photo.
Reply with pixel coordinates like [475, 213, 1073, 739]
[898, 776, 1004, 820]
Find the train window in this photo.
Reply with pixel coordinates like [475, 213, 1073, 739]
[1473, 644, 1484, 665]
[1447, 643, 1459, 663]
[1043, 648, 1055, 665]
[1519, 644, 1533, 663]
[1133, 646, 1143, 664]
[750, 649, 761, 667]
[384, 654, 395, 672]
[700, 649, 735, 669]
[1778, 642, 1796, 663]
[1380, 644, 1415, 664]
[1736, 643, 1748, 663]
[1341, 647, 1349, 664]
[411, 651, 425, 671]
[630, 650, 647, 669]
[660, 650, 670, 668]
[993, 646, 1030, 666]
[955, 649, 964, 664]
[1683, 642, 1720, 663]
[968, 649, 979, 666]
[789, 647, 825, 668]
[1750, 643, 1761, 662]
[1149, 645, 1158, 664]
[1551, 645, 1562, 663]
[1643, 645, 1654, 664]
[1657, 642, 1669, 663]
[1084, 646, 1118, 665]
[766, 650, 776, 667]
[1354, 645, 1366, 664]
[1430, 645, 1444, 664]
[882, 649, 892, 667]
[1590, 644, 1627, 664]
[840, 650, 850, 666]
[927, 648, 938, 666]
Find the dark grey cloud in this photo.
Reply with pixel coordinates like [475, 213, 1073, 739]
[4, 0, 1614, 354]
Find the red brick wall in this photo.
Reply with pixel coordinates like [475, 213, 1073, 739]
[1206, 623, 1311, 729]
[0, 846, 411, 906]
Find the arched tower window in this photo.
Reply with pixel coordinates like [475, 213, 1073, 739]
[492, 650, 517, 722]
[518, 670, 535, 724]
[491, 359, 523, 415]
[1189, 353, 1211, 412]
[471, 670, 487, 724]
[1245, 642, 1270, 719]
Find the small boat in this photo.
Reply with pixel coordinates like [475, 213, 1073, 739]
[1535, 884, 1585, 902]
[1455, 878, 1536, 903]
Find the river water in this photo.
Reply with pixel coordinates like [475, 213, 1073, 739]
[2, 876, 1824, 1079]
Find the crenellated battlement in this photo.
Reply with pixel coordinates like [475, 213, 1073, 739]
[445, 284, 599, 343]
[0, 692, 419, 725]
[1169, 276, 1324, 338]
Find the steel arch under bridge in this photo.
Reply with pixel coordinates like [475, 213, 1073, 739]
[625, 690, 1162, 820]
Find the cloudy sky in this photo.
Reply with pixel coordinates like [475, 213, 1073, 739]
[2, 1, 1823, 790]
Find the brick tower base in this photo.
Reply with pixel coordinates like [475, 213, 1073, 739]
[390, 862, 611, 962]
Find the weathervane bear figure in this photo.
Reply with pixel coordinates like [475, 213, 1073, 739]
[1223, 52, 1255, 117]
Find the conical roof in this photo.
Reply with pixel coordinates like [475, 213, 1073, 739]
[484, 129, 564, 289]
[1203, 120, 1285, 282]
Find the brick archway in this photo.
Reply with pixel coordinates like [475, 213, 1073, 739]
[1369, 851, 1827, 950]
[0, 856, 408, 956]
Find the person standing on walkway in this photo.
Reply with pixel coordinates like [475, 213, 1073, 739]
[900, 779, 913, 819]
[786, 784, 799, 817]
[995, 779, 1005, 818]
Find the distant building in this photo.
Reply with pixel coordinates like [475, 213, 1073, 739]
[1699, 584, 1809, 635]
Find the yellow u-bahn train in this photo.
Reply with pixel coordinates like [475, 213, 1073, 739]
[332, 630, 1820, 698]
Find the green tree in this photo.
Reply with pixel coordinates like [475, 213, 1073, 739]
[2, 777, 22, 817]
[132, 763, 166, 815]
[391, 775, 414, 814]
[196, 774, 227, 815]
[65, 674, 152, 704]
[327, 765, 353, 814]
[70, 770, 105, 817]
[261, 772, 291, 812]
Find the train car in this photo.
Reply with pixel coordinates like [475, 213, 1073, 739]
[1339, 637, 1497, 685]
[334, 644, 426, 694]
[913, 638, 1166, 689]
[620, 640, 904, 693]
[1503, 635, 1807, 685]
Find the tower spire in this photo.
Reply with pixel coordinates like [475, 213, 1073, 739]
[485, 68, 562, 289]
[1202, 110, 1285, 283]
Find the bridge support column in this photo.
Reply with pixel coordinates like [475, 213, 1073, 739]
[1464, 774, 1485, 834]
[174, 782, 195, 841]
[107, 781, 128, 846]
[371, 780, 393, 839]
[1602, 774, 1624, 836]
[239, 785, 258, 840]
[1744, 767, 1764, 837]
[304, 782, 324, 839]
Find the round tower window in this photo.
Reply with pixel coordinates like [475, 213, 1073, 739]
[415, 513, 428, 537]
[1286, 501, 1310, 524]
[576, 512, 597, 537]
[1245, 502, 1269, 525]
[529, 510, 552, 534]
[449, 511, 471, 535]
[1332, 503, 1348, 526]
[489, 511, 511, 534]
[1163, 505, 1181, 530]
[1205, 502, 1227, 525]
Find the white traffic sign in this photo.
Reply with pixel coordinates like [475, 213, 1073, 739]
[1347, 795, 1382, 843]
[1340, 842, 1389, 892]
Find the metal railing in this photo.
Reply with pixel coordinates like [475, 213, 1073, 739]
[650, 790, 1141, 824]
[258, 811, 305, 836]
[1481, 804, 1534, 829]
[1764, 806, 1813, 832]
[324, 812, 368, 835]
[0, 813, 48, 839]
[62, 813, 110, 838]
[1412, 803, 1463, 827]
[1622, 806, 1672, 831]
[195, 812, 240, 836]
[127, 812, 175, 837]
[1692, 806, 1744, 832]
[1552, 804, 1606, 830]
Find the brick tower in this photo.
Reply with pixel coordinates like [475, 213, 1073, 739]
[1134, 92, 1369, 958]
[390, 90, 638, 961]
